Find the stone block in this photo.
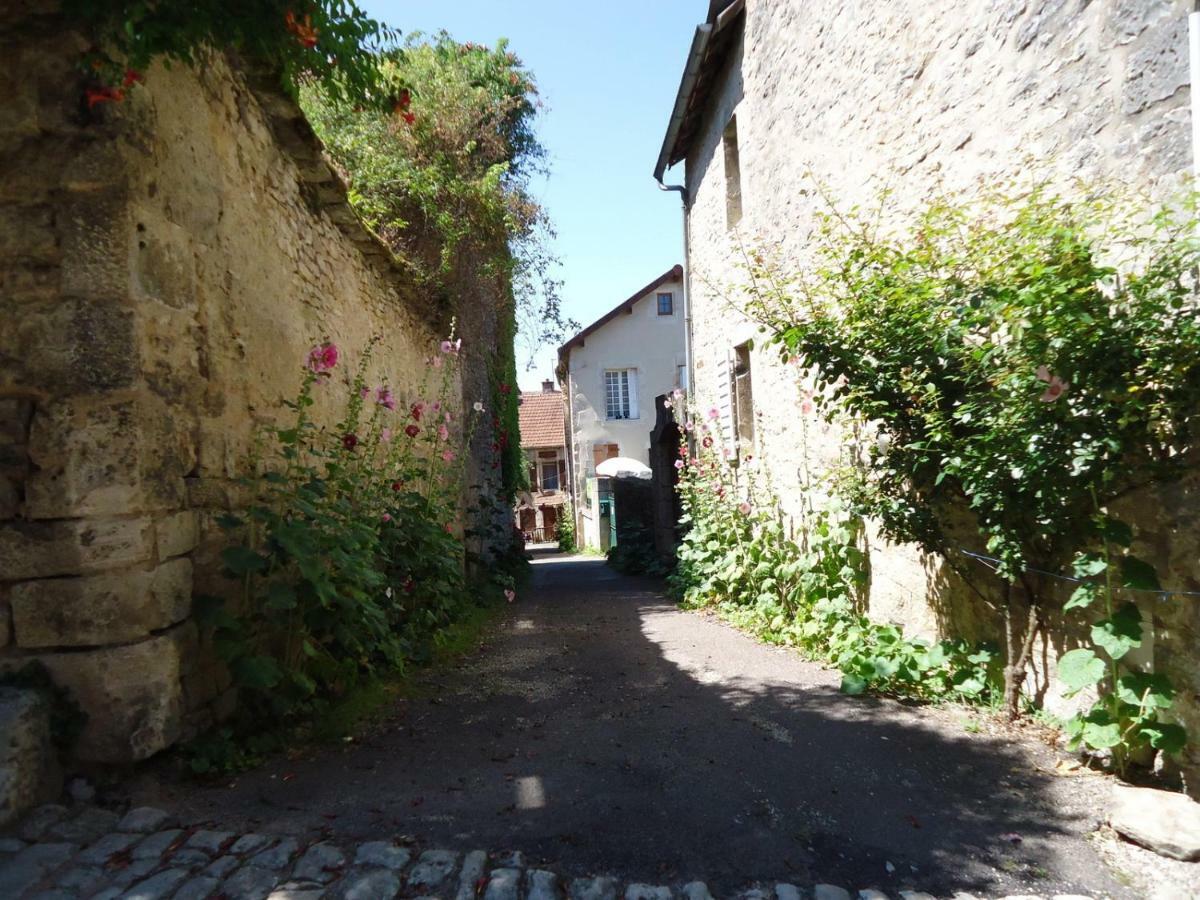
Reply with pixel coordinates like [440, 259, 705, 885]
[0, 517, 155, 580]
[10, 557, 192, 648]
[27, 624, 193, 762]
[0, 599, 10, 647]
[59, 191, 132, 300]
[1122, 13, 1188, 115]
[0, 297, 136, 395]
[0, 688, 60, 827]
[156, 510, 198, 560]
[1110, 783, 1200, 860]
[0, 204, 57, 263]
[26, 395, 192, 519]
[0, 397, 33, 444]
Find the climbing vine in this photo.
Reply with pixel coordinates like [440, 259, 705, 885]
[735, 179, 1198, 763]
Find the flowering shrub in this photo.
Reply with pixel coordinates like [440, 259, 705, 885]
[739, 180, 1197, 764]
[68, 0, 396, 107]
[670, 407, 999, 703]
[68, 0, 397, 108]
[557, 499, 577, 553]
[195, 336, 488, 762]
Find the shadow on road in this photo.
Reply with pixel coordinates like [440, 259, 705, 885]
[128, 551, 1121, 896]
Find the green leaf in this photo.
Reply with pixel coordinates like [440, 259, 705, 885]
[1120, 556, 1161, 592]
[220, 545, 268, 576]
[265, 582, 298, 611]
[1091, 603, 1143, 661]
[1142, 723, 1187, 754]
[840, 673, 868, 695]
[1064, 583, 1099, 612]
[1115, 672, 1174, 710]
[231, 655, 283, 689]
[1071, 553, 1107, 579]
[215, 513, 244, 530]
[1057, 648, 1105, 695]
[1081, 719, 1123, 749]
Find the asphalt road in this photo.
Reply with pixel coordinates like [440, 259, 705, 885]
[122, 551, 1130, 897]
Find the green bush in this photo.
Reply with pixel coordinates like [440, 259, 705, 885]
[557, 500, 576, 552]
[670, 416, 999, 703]
[739, 179, 1198, 765]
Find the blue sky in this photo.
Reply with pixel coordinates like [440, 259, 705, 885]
[363, 1, 697, 389]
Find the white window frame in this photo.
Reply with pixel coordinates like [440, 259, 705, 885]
[603, 368, 639, 420]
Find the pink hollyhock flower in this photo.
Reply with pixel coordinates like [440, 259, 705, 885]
[504, 588, 516, 603]
[410, 402, 424, 421]
[381, 427, 393, 443]
[707, 407, 720, 420]
[342, 433, 358, 450]
[674, 459, 685, 469]
[307, 342, 339, 373]
[359, 386, 370, 398]
[437, 424, 450, 441]
[441, 449, 455, 462]
[404, 424, 420, 438]
[440, 340, 453, 354]
[738, 501, 752, 515]
[702, 436, 713, 448]
[1036, 365, 1069, 403]
[662, 399, 673, 410]
[443, 522, 454, 533]
[376, 387, 396, 410]
[444, 411, 452, 424]
[381, 513, 392, 523]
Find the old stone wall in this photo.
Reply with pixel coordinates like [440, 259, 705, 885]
[681, 0, 1200, 785]
[0, 7, 500, 763]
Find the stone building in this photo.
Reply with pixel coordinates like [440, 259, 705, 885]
[557, 266, 686, 550]
[515, 381, 568, 543]
[655, 0, 1200, 786]
[0, 3, 510, 785]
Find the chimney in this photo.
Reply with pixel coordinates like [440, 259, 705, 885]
[542, 379, 555, 393]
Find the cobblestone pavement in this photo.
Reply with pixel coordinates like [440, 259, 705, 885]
[0, 802, 1099, 899]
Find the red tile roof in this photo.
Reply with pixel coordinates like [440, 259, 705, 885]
[519, 391, 565, 448]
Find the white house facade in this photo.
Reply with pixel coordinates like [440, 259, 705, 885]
[558, 265, 687, 549]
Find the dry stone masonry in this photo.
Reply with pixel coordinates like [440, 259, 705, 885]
[0, 802, 1101, 900]
[0, 0, 507, 781]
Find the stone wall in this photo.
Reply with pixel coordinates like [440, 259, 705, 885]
[680, 0, 1200, 786]
[0, 7, 501, 763]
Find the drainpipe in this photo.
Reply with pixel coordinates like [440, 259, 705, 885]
[658, 182, 693, 400]
[1191, 2, 1200, 178]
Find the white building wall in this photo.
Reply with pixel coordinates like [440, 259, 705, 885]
[680, 0, 1192, 640]
[564, 275, 686, 547]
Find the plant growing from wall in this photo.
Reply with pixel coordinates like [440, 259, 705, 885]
[300, 33, 577, 361]
[738, 180, 1200, 752]
[194, 337, 490, 767]
[68, 0, 398, 107]
[670, 408, 1000, 703]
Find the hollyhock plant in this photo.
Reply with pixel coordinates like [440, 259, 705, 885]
[307, 342, 339, 374]
[376, 387, 396, 410]
[405, 424, 420, 438]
